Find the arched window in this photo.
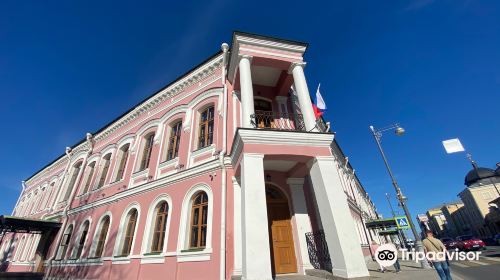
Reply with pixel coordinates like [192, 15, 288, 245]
[81, 162, 96, 194]
[73, 221, 90, 259]
[94, 216, 110, 258]
[96, 154, 112, 189]
[151, 202, 168, 253]
[198, 106, 214, 148]
[62, 162, 83, 201]
[189, 192, 208, 248]
[121, 209, 138, 256]
[166, 121, 182, 161]
[139, 133, 155, 171]
[57, 225, 73, 260]
[115, 144, 130, 181]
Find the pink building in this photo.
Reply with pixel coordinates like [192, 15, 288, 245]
[0, 32, 381, 280]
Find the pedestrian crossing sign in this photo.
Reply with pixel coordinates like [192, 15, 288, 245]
[395, 216, 410, 229]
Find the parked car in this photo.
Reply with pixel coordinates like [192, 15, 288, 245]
[441, 237, 459, 250]
[456, 235, 486, 251]
[494, 234, 500, 245]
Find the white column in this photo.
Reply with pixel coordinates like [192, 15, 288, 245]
[289, 62, 317, 131]
[287, 178, 314, 273]
[239, 55, 255, 128]
[232, 177, 242, 276]
[308, 156, 369, 279]
[240, 153, 273, 280]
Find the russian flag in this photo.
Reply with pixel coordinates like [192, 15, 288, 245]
[312, 84, 326, 119]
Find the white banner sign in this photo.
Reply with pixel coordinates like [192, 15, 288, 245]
[442, 138, 465, 154]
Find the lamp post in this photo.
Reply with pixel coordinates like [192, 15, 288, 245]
[369, 124, 430, 269]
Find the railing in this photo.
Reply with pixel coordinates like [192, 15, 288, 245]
[250, 111, 305, 131]
[305, 230, 332, 271]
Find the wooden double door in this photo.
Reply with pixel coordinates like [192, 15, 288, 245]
[266, 185, 297, 274]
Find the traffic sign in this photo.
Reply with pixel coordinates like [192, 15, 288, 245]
[395, 216, 410, 229]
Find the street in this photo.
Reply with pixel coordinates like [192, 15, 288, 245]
[449, 246, 500, 280]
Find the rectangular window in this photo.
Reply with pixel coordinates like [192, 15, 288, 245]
[198, 106, 214, 148]
[116, 145, 130, 181]
[140, 134, 155, 171]
[167, 121, 182, 161]
[63, 165, 81, 201]
[97, 155, 112, 189]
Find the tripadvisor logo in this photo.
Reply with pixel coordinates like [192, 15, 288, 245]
[374, 243, 482, 266]
[375, 244, 398, 266]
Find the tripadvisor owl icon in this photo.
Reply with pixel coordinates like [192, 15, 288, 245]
[375, 244, 398, 267]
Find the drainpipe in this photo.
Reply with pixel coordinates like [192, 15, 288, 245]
[46, 133, 94, 276]
[12, 181, 27, 216]
[219, 42, 229, 280]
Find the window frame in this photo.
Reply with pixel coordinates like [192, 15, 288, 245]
[141, 195, 172, 256]
[139, 132, 156, 172]
[121, 209, 138, 256]
[114, 144, 131, 182]
[197, 106, 215, 149]
[90, 214, 112, 259]
[71, 220, 91, 259]
[56, 224, 74, 260]
[189, 192, 208, 249]
[177, 184, 213, 258]
[81, 161, 97, 194]
[96, 153, 113, 189]
[166, 120, 183, 161]
[61, 162, 83, 202]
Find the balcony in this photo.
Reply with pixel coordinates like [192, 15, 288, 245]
[250, 110, 328, 132]
[250, 110, 305, 131]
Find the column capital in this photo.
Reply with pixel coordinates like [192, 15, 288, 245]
[287, 178, 305, 186]
[288, 61, 307, 74]
[238, 54, 253, 63]
[243, 153, 264, 159]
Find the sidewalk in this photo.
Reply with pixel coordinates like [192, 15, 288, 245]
[367, 260, 461, 280]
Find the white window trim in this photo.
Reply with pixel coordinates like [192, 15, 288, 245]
[140, 194, 173, 256]
[176, 184, 213, 262]
[93, 151, 115, 190]
[113, 203, 141, 257]
[88, 212, 112, 259]
[56, 222, 75, 260]
[78, 160, 98, 196]
[69, 217, 92, 259]
[109, 137, 135, 183]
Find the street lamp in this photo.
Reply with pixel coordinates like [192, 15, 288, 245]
[369, 124, 431, 269]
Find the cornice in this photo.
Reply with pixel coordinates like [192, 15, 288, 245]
[93, 55, 223, 144]
[25, 54, 223, 187]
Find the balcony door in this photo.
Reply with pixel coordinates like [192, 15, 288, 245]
[266, 184, 297, 275]
[254, 99, 273, 128]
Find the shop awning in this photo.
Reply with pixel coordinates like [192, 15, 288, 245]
[365, 218, 397, 229]
[0, 215, 61, 234]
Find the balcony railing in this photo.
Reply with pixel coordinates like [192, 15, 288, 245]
[250, 110, 305, 131]
[305, 230, 332, 271]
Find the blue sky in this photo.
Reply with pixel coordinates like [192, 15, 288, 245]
[1, 0, 499, 234]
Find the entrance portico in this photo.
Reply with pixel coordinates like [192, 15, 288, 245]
[230, 129, 370, 280]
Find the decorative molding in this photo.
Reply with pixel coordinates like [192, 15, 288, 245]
[288, 61, 307, 74]
[25, 54, 223, 185]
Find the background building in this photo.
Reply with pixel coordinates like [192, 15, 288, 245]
[459, 165, 500, 238]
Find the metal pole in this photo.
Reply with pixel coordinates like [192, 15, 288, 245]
[370, 125, 431, 268]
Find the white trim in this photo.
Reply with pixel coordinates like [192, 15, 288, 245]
[56, 222, 75, 260]
[140, 254, 165, 264]
[88, 212, 112, 258]
[189, 144, 216, 167]
[141, 194, 173, 255]
[156, 158, 180, 179]
[69, 217, 92, 259]
[114, 202, 141, 257]
[67, 159, 221, 216]
[176, 183, 213, 258]
[177, 248, 212, 263]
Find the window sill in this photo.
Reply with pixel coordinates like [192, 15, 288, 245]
[132, 169, 149, 178]
[191, 144, 216, 157]
[177, 247, 212, 263]
[140, 253, 165, 264]
[159, 157, 179, 169]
